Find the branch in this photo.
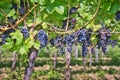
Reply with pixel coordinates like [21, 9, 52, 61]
[52, 0, 101, 34]
[65, 0, 70, 30]
[84, 0, 101, 27]
[0, 4, 38, 32]
[46, 23, 66, 31]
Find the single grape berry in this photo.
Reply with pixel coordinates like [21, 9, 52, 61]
[21, 27, 29, 39]
[69, 7, 78, 15]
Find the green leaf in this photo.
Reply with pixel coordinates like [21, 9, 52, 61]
[25, 38, 34, 49]
[1, 42, 12, 51]
[19, 47, 27, 55]
[42, 22, 47, 29]
[7, 9, 15, 17]
[109, 1, 120, 14]
[46, 5, 54, 14]
[50, 0, 55, 3]
[54, 6, 64, 15]
[33, 40, 40, 49]
[10, 30, 23, 45]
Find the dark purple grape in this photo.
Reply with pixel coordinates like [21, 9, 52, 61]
[64, 34, 75, 53]
[0, 34, 7, 45]
[21, 27, 29, 39]
[19, 6, 25, 16]
[69, 7, 78, 15]
[62, 18, 76, 30]
[116, 11, 120, 21]
[91, 47, 95, 54]
[11, 1, 17, 11]
[82, 41, 88, 57]
[50, 39, 55, 46]
[37, 30, 48, 48]
[59, 46, 65, 55]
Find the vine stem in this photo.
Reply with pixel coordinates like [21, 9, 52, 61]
[65, 45, 71, 80]
[50, 0, 102, 34]
[65, 0, 70, 31]
[0, 4, 38, 32]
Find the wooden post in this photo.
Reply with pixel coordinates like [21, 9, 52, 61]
[95, 46, 99, 63]
[53, 50, 57, 69]
[11, 52, 17, 70]
[89, 49, 92, 66]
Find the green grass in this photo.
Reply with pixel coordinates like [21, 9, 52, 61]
[0, 46, 120, 80]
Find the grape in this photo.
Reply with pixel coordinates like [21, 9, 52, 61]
[11, 1, 17, 11]
[19, 6, 25, 16]
[86, 28, 92, 45]
[64, 34, 75, 53]
[82, 41, 88, 57]
[62, 18, 76, 30]
[108, 40, 117, 48]
[77, 28, 87, 43]
[0, 34, 7, 45]
[37, 30, 48, 48]
[50, 39, 55, 47]
[91, 47, 95, 54]
[7, 17, 17, 25]
[59, 45, 65, 55]
[69, 7, 78, 15]
[21, 27, 29, 39]
[116, 11, 120, 21]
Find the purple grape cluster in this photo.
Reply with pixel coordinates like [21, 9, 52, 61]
[77, 28, 87, 43]
[21, 27, 29, 39]
[82, 41, 88, 57]
[64, 34, 75, 53]
[0, 29, 15, 45]
[77, 28, 92, 57]
[11, 1, 17, 11]
[19, 7, 25, 16]
[37, 30, 48, 48]
[0, 34, 7, 45]
[96, 27, 108, 53]
[19, 0, 25, 16]
[96, 24, 118, 53]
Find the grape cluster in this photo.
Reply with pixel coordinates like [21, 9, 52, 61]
[21, 27, 29, 39]
[19, 7, 25, 16]
[116, 11, 120, 21]
[96, 27, 108, 53]
[0, 29, 15, 45]
[64, 34, 75, 53]
[77, 28, 92, 57]
[50, 36, 65, 54]
[82, 41, 88, 57]
[37, 30, 48, 48]
[7, 17, 17, 25]
[96, 25, 118, 53]
[11, 1, 17, 11]
[19, 0, 25, 16]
